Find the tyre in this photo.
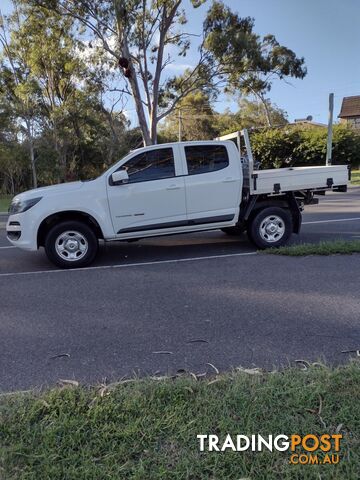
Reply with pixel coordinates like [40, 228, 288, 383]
[221, 226, 245, 236]
[44, 221, 98, 268]
[247, 207, 292, 249]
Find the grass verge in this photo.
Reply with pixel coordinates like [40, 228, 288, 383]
[1, 362, 359, 479]
[0, 195, 11, 212]
[262, 240, 360, 256]
[351, 170, 360, 185]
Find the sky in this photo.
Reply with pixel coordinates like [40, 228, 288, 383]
[2, 0, 360, 126]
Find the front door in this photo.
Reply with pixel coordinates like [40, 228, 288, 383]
[107, 146, 187, 235]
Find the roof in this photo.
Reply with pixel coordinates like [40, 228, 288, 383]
[338, 95, 360, 118]
[290, 120, 327, 128]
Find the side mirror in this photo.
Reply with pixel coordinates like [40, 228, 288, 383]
[111, 169, 129, 185]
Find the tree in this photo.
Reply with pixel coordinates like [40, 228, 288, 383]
[0, 141, 29, 194]
[203, 1, 306, 126]
[236, 98, 288, 129]
[0, 3, 131, 190]
[160, 90, 217, 141]
[27, 0, 209, 146]
[214, 98, 288, 136]
[7, 2, 128, 183]
[161, 95, 288, 141]
[28, 0, 306, 145]
[11, 5, 87, 182]
[0, 9, 41, 187]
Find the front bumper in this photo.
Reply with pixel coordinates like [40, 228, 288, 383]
[6, 213, 39, 251]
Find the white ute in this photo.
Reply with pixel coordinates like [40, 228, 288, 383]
[6, 129, 350, 268]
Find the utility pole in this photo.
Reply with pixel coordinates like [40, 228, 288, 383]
[178, 108, 182, 142]
[326, 93, 334, 166]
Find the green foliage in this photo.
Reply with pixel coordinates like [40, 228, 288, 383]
[251, 124, 360, 169]
[24, 0, 307, 145]
[215, 98, 288, 137]
[251, 127, 301, 168]
[203, 1, 306, 99]
[0, 195, 11, 211]
[4, 0, 352, 193]
[0, 3, 135, 193]
[294, 124, 359, 167]
[162, 1, 306, 133]
[332, 125, 360, 167]
[0, 139, 30, 194]
[160, 96, 289, 143]
[1, 363, 359, 479]
[159, 91, 218, 142]
[351, 170, 360, 185]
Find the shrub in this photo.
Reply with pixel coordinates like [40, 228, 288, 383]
[251, 128, 301, 168]
[251, 124, 360, 169]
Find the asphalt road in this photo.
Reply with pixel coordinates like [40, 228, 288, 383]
[1, 187, 360, 392]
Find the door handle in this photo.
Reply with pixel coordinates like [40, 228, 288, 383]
[166, 184, 181, 190]
[223, 177, 236, 183]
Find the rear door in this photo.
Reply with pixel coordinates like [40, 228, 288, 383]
[107, 145, 187, 235]
[181, 143, 241, 224]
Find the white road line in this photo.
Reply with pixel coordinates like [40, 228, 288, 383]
[0, 251, 258, 278]
[0, 245, 15, 249]
[302, 217, 360, 225]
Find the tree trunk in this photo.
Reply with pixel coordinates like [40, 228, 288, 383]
[25, 118, 37, 188]
[60, 152, 67, 182]
[10, 173, 15, 195]
[126, 66, 152, 145]
[114, 0, 152, 146]
[54, 136, 62, 183]
[150, 114, 158, 144]
[71, 118, 85, 177]
[52, 119, 66, 183]
[29, 141, 37, 189]
[259, 94, 272, 127]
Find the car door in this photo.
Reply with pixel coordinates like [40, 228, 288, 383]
[107, 145, 187, 235]
[182, 143, 241, 224]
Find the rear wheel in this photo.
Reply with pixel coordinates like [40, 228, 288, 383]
[247, 207, 292, 249]
[45, 221, 98, 268]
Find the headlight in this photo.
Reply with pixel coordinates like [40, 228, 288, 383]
[8, 197, 42, 215]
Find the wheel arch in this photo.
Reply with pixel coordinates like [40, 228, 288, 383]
[37, 210, 104, 247]
[245, 193, 302, 234]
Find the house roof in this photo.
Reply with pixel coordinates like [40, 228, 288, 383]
[338, 95, 360, 118]
[291, 120, 326, 128]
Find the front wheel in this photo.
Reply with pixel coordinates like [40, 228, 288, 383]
[45, 221, 98, 268]
[247, 207, 293, 249]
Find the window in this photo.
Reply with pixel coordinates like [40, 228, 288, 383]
[185, 145, 229, 175]
[121, 148, 175, 183]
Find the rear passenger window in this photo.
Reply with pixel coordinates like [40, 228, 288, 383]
[185, 145, 229, 175]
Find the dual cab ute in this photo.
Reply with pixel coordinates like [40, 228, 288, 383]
[6, 130, 349, 268]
